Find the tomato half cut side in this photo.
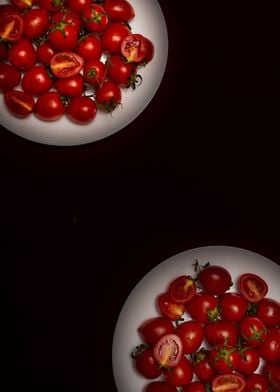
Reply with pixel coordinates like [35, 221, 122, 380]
[50, 52, 84, 78]
[121, 33, 154, 64]
[4, 90, 35, 117]
[212, 374, 246, 392]
[153, 333, 183, 368]
[168, 275, 196, 304]
[238, 273, 268, 303]
[0, 14, 23, 43]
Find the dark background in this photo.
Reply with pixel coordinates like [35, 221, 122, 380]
[1, 0, 280, 390]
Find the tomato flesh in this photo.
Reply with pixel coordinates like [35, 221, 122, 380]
[239, 273, 268, 303]
[0, 14, 23, 43]
[153, 333, 183, 368]
[169, 275, 196, 304]
[50, 52, 84, 78]
[4, 90, 35, 117]
[212, 374, 246, 392]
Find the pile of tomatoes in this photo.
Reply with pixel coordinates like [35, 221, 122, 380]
[132, 262, 280, 392]
[0, 0, 154, 124]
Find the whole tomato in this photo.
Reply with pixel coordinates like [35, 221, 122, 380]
[176, 320, 204, 354]
[138, 317, 175, 346]
[236, 346, 260, 375]
[258, 326, 280, 362]
[209, 344, 240, 373]
[95, 80, 122, 112]
[75, 34, 103, 61]
[107, 55, 138, 88]
[8, 38, 37, 71]
[22, 8, 50, 40]
[37, 41, 56, 65]
[256, 298, 280, 327]
[198, 265, 232, 295]
[133, 347, 162, 379]
[55, 74, 84, 98]
[0, 63, 21, 91]
[163, 356, 193, 387]
[22, 65, 53, 95]
[82, 4, 109, 33]
[48, 20, 79, 51]
[219, 292, 248, 322]
[34, 92, 65, 121]
[239, 316, 268, 347]
[204, 320, 239, 347]
[67, 96, 97, 124]
[66, 0, 91, 15]
[101, 22, 131, 54]
[103, 0, 135, 22]
[191, 348, 217, 382]
[185, 292, 219, 323]
[83, 59, 106, 88]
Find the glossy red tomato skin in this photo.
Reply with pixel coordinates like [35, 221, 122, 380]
[219, 292, 248, 322]
[185, 292, 219, 323]
[246, 374, 269, 392]
[198, 265, 232, 295]
[37, 41, 56, 65]
[138, 317, 175, 346]
[238, 273, 268, 303]
[176, 320, 204, 354]
[236, 346, 260, 375]
[0, 14, 23, 43]
[54, 74, 84, 97]
[52, 10, 82, 32]
[182, 381, 207, 392]
[204, 320, 239, 347]
[106, 55, 137, 87]
[67, 96, 97, 124]
[0, 4, 21, 19]
[50, 52, 84, 78]
[262, 362, 280, 391]
[239, 316, 268, 347]
[8, 38, 37, 71]
[258, 326, 280, 362]
[75, 34, 102, 61]
[22, 8, 50, 40]
[145, 381, 178, 392]
[168, 275, 197, 304]
[83, 59, 106, 87]
[48, 22, 79, 51]
[22, 65, 53, 95]
[212, 374, 246, 392]
[191, 348, 217, 382]
[256, 298, 280, 327]
[134, 348, 162, 379]
[0, 63, 21, 92]
[37, 0, 63, 12]
[10, 0, 34, 10]
[95, 80, 122, 112]
[102, 22, 131, 54]
[34, 92, 65, 121]
[4, 90, 35, 117]
[0, 42, 8, 60]
[163, 356, 193, 387]
[66, 0, 91, 15]
[103, 0, 135, 22]
[209, 344, 240, 373]
[157, 293, 185, 321]
[121, 33, 154, 64]
[153, 333, 183, 368]
[82, 4, 109, 33]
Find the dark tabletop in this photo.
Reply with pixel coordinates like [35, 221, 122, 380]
[1, 0, 280, 390]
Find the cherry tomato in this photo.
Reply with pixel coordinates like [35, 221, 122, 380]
[106, 55, 138, 88]
[82, 4, 109, 33]
[52, 10, 82, 32]
[83, 59, 106, 87]
[48, 19, 79, 51]
[236, 346, 260, 375]
[34, 91, 65, 121]
[103, 0, 135, 22]
[66, 0, 91, 15]
[37, 41, 56, 65]
[134, 347, 162, 379]
[209, 344, 240, 373]
[8, 38, 37, 71]
[204, 320, 239, 347]
[219, 292, 248, 322]
[256, 298, 280, 327]
[10, 0, 33, 10]
[239, 316, 268, 347]
[22, 8, 50, 40]
[246, 374, 268, 392]
[54, 74, 84, 97]
[50, 52, 84, 78]
[157, 292, 185, 321]
[37, 0, 63, 12]
[138, 317, 175, 346]
[262, 362, 280, 391]
[0, 4, 21, 19]
[163, 356, 193, 387]
[0, 63, 21, 92]
[176, 320, 204, 354]
[185, 292, 219, 323]
[0, 42, 7, 60]
[102, 22, 131, 54]
[212, 374, 246, 392]
[95, 80, 122, 112]
[67, 96, 97, 124]
[182, 381, 207, 392]
[121, 33, 154, 64]
[258, 326, 280, 362]
[0, 14, 23, 43]
[153, 333, 183, 368]
[145, 381, 178, 392]
[191, 348, 217, 382]
[168, 275, 197, 305]
[22, 65, 53, 95]
[238, 273, 268, 303]
[75, 34, 103, 61]
[198, 265, 232, 295]
[4, 90, 35, 117]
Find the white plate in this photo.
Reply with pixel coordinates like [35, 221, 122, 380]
[112, 245, 280, 392]
[0, 0, 168, 146]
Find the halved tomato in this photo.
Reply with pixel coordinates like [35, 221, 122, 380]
[212, 374, 246, 392]
[157, 293, 185, 321]
[4, 90, 35, 117]
[50, 52, 84, 78]
[153, 333, 183, 368]
[0, 14, 23, 43]
[168, 275, 196, 304]
[238, 273, 268, 303]
[121, 33, 154, 64]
